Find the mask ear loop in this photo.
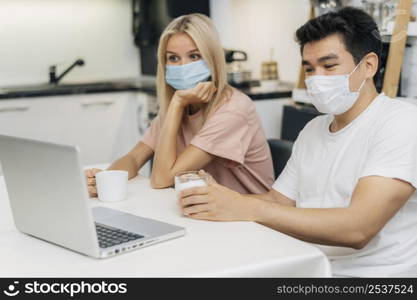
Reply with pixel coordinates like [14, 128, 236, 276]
[349, 58, 367, 92]
[349, 58, 364, 76]
[357, 77, 367, 92]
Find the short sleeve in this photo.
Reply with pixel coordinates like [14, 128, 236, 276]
[271, 137, 301, 202]
[141, 116, 161, 151]
[190, 111, 250, 164]
[360, 111, 417, 188]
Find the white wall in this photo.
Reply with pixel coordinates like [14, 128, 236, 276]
[211, 0, 311, 83]
[0, 0, 140, 87]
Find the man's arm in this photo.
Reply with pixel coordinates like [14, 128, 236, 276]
[243, 189, 296, 207]
[180, 176, 414, 249]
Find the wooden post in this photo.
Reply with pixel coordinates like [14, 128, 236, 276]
[382, 0, 412, 98]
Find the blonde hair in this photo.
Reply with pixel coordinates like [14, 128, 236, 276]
[156, 13, 232, 123]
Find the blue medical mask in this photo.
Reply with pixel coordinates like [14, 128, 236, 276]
[165, 60, 211, 90]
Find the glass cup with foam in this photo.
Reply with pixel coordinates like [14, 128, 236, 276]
[174, 171, 208, 194]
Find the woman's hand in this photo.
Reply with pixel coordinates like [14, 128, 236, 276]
[173, 82, 217, 108]
[84, 168, 102, 197]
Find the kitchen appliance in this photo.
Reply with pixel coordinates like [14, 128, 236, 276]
[260, 48, 280, 90]
[225, 49, 256, 88]
[261, 61, 279, 81]
[132, 0, 210, 77]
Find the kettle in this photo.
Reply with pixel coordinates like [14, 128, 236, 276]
[224, 50, 252, 86]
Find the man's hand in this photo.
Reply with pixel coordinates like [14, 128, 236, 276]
[178, 171, 259, 221]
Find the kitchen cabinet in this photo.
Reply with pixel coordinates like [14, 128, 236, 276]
[0, 92, 151, 176]
[253, 98, 293, 139]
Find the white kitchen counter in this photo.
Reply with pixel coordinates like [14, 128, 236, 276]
[0, 174, 331, 277]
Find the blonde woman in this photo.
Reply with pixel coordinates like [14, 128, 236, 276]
[85, 14, 273, 195]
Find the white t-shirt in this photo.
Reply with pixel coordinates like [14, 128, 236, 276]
[272, 93, 417, 277]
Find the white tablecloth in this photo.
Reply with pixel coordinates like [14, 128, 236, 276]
[0, 174, 331, 277]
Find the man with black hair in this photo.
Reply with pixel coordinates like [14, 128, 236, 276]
[178, 7, 417, 277]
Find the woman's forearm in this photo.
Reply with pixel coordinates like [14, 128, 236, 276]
[107, 154, 141, 179]
[108, 142, 154, 179]
[151, 97, 184, 187]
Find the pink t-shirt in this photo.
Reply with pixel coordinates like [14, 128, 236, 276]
[141, 89, 274, 194]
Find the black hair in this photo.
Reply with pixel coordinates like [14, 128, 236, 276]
[295, 7, 382, 85]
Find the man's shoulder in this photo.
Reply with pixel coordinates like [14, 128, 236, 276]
[301, 114, 329, 133]
[291, 114, 329, 148]
[376, 95, 417, 129]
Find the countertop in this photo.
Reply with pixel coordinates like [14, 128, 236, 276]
[0, 79, 156, 100]
[0, 79, 292, 101]
[0, 171, 331, 277]
[240, 82, 293, 100]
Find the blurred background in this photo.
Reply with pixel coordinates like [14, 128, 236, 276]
[0, 0, 415, 175]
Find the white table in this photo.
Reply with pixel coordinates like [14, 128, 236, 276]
[0, 175, 331, 277]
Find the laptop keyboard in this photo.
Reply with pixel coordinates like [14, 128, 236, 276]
[95, 223, 144, 249]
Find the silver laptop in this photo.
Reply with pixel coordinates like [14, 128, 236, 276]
[0, 135, 185, 259]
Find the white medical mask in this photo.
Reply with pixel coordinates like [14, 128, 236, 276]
[305, 60, 366, 115]
[165, 60, 211, 90]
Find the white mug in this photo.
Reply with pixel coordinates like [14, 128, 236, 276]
[95, 170, 128, 202]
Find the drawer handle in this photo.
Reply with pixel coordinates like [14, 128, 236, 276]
[80, 101, 114, 108]
[0, 106, 30, 113]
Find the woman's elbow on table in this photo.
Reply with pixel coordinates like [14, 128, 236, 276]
[150, 172, 173, 189]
